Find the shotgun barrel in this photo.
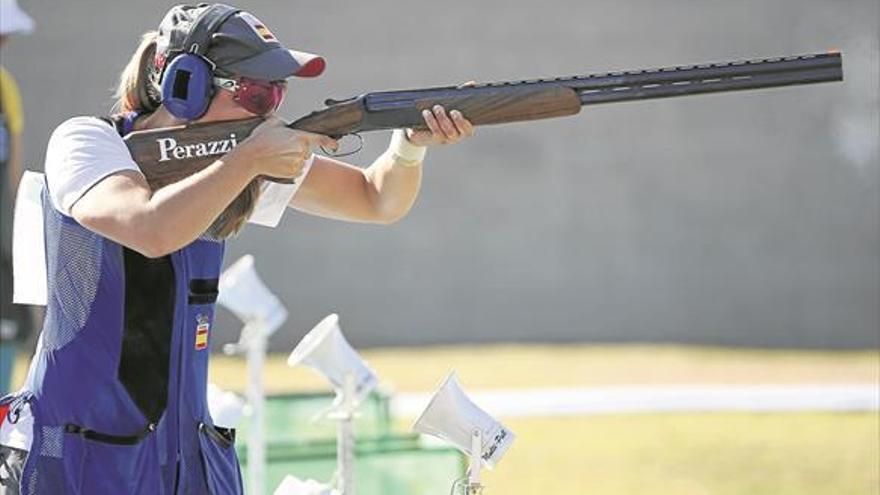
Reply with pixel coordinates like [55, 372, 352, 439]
[567, 52, 843, 104]
[289, 52, 843, 137]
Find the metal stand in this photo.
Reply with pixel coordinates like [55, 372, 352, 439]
[225, 323, 267, 495]
[248, 325, 267, 495]
[466, 429, 484, 494]
[328, 373, 357, 495]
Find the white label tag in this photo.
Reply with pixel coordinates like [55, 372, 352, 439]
[12, 171, 47, 306]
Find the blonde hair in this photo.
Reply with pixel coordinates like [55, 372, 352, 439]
[113, 31, 160, 114]
[113, 31, 261, 240]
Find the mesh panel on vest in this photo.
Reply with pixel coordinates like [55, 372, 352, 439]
[42, 199, 104, 351]
[26, 466, 37, 494]
[38, 426, 64, 458]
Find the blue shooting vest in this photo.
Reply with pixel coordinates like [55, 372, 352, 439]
[12, 114, 243, 494]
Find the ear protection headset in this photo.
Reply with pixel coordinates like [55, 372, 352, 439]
[159, 4, 239, 120]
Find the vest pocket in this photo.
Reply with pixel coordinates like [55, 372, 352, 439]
[198, 422, 243, 495]
[188, 278, 219, 304]
[63, 423, 162, 494]
[64, 421, 156, 445]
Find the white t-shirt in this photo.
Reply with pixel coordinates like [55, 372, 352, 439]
[44, 116, 312, 225]
[1, 117, 313, 452]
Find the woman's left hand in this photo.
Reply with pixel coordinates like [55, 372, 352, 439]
[406, 104, 475, 147]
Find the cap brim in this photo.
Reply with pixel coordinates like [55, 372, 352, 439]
[222, 48, 325, 81]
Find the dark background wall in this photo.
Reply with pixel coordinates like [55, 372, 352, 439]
[4, 0, 878, 350]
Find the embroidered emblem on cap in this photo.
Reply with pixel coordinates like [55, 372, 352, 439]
[195, 314, 210, 350]
[239, 12, 277, 42]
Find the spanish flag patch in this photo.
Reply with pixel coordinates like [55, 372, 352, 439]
[240, 12, 278, 42]
[195, 314, 210, 350]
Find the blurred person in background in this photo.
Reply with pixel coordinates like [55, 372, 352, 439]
[0, 3, 473, 494]
[0, 0, 34, 399]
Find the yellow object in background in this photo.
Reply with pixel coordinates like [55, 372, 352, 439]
[0, 66, 24, 135]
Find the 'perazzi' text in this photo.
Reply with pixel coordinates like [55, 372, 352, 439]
[157, 134, 238, 162]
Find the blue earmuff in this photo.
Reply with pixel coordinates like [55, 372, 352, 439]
[158, 4, 239, 121]
[161, 54, 214, 120]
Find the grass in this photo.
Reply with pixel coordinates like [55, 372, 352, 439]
[480, 413, 878, 495]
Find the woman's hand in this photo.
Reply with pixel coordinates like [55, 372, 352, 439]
[229, 117, 338, 179]
[405, 80, 477, 147]
[405, 105, 475, 147]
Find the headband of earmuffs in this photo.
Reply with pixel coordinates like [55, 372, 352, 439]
[159, 4, 240, 120]
[179, 3, 239, 58]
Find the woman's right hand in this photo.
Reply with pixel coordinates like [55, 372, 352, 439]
[228, 117, 338, 180]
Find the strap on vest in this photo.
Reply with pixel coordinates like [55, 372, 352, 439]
[98, 112, 140, 137]
[64, 421, 156, 446]
[97, 115, 126, 136]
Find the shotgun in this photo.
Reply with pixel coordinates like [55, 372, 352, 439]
[124, 51, 842, 189]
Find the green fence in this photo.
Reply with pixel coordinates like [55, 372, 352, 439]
[235, 391, 465, 494]
[237, 390, 394, 444]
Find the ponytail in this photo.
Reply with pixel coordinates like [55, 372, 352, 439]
[113, 31, 160, 114]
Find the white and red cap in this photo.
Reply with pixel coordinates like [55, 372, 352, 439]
[155, 4, 325, 81]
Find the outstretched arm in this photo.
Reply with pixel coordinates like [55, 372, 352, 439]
[290, 105, 474, 224]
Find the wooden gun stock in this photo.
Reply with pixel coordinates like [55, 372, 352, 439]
[124, 118, 264, 190]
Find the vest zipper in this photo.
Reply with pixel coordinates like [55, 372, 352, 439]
[173, 251, 188, 494]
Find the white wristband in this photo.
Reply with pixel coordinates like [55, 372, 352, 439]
[388, 129, 427, 166]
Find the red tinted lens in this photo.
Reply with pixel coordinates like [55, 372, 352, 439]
[234, 78, 286, 116]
